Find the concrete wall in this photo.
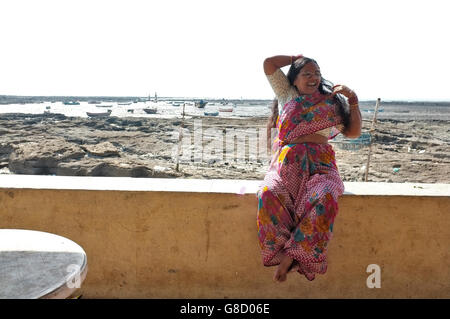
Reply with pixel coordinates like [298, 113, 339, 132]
[0, 175, 449, 298]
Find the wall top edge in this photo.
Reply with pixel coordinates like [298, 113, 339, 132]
[0, 175, 448, 197]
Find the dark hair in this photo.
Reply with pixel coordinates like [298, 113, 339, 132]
[267, 57, 351, 136]
[267, 98, 279, 149]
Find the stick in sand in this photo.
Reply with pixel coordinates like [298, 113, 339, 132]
[175, 103, 186, 172]
[364, 98, 381, 182]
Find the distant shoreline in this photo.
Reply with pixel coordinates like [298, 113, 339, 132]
[1, 95, 450, 107]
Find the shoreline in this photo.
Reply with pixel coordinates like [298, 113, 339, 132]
[2, 94, 450, 104]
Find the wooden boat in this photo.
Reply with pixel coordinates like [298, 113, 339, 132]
[204, 111, 219, 116]
[392, 110, 410, 113]
[86, 109, 112, 117]
[363, 108, 384, 113]
[143, 108, 157, 114]
[63, 101, 80, 105]
[218, 107, 234, 112]
[333, 132, 372, 151]
[195, 100, 208, 108]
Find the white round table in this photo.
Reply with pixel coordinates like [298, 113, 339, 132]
[0, 229, 88, 299]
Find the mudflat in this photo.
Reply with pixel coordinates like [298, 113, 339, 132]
[0, 113, 448, 183]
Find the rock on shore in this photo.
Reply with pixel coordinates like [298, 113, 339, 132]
[1, 113, 183, 178]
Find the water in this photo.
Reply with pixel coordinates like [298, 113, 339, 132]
[358, 102, 450, 121]
[0, 100, 449, 121]
[0, 100, 272, 120]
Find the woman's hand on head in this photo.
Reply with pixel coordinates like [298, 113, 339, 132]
[292, 54, 303, 63]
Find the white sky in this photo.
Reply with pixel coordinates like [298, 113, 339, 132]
[1, 0, 449, 101]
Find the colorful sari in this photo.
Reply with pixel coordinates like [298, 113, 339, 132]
[256, 91, 345, 281]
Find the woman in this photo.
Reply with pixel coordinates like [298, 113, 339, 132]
[257, 54, 362, 282]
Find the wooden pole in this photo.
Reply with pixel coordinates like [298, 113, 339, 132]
[364, 98, 381, 182]
[175, 103, 186, 172]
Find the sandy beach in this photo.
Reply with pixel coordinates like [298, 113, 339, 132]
[0, 112, 448, 184]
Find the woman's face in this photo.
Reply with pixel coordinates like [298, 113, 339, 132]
[294, 62, 321, 95]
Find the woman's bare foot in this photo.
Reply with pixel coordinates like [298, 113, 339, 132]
[273, 253, 293, 282]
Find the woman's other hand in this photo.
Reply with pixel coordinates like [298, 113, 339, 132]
[333, 85, 361, 138]
[331, 85, 358, 104]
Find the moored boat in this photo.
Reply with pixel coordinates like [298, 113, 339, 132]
[195, 100, 208, 108]
[143, 108, 157, 114]
[86, 109, 112, 117]
[218, 107, 234, 112]
[363, 108, 384, 113]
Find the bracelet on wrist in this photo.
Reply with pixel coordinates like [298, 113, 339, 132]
[349, 103, 359, 110]
[348, 98, 358, 105]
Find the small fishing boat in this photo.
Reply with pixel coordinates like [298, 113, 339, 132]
[96, 104, 113, 108]
[143, 108, 157, 114]
[333, 132, 372, 151]
[63, 101, 80, 105]
[218, 107, 234, 112]
[363, 108, 384, 113]
[86, 109, 112, 117]
[118, 102, 132, 105]
[195, 100, 208, 108]
[393, 110, 410, 113]
[204, 111, 219, 116]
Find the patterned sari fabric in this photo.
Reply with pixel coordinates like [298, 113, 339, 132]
[257, 92, 345, 281]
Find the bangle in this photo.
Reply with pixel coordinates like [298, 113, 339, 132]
[291, 54, 303, 65]
[350, 103, 359, 110]
[348, 95, 358, 106]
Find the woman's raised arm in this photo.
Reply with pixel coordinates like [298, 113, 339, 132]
[263, 55, 302, 75]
